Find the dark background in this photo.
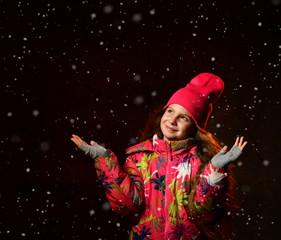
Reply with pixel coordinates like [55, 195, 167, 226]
[1, 0, 281, 239]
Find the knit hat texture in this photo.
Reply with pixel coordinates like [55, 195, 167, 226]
[164, 72, 224, 129]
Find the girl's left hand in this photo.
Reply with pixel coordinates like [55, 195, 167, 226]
[211, 136, 248, 168]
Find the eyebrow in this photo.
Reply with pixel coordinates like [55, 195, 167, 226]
[168, 106, 191, 119]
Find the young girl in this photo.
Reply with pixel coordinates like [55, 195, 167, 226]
[71, 73, 247, 240]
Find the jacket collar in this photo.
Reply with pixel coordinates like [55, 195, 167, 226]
[126, 134, 196, 155]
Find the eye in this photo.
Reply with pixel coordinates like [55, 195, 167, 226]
[181, 116, 188, 121]
[167, 109, 173, 114]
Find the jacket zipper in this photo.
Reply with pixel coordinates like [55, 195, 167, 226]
[165, 142, 172, 239]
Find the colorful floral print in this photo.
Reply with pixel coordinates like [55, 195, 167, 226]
[94, 134, 228, 239]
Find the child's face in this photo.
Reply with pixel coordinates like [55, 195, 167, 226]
[160, 104, 196, 141]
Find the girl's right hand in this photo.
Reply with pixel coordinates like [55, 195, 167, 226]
[71, 134, 106, 159]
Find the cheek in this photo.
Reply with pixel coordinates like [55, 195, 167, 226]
[160, 117, 165, 129]
[181, 123, 194, 135]
[160, 115, 167, 125]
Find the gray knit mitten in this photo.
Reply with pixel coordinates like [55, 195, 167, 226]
[211, 145, 242, 168]
[78, 140, 106, 159]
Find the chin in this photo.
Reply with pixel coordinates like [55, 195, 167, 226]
[164, 134, 178, 141]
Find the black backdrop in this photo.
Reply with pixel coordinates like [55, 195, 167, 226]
[1, 0, 281, 239]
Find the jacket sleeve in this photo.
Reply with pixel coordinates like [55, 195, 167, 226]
[193, 161, 229, 216]
[94, 149, 145, 216]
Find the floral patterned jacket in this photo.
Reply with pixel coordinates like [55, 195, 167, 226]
[94, 134, 228, 240]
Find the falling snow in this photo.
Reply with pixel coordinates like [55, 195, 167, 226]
[32, 110, 40, 117]
[134, 95, 145, 105]
[1, 0, 280, 239]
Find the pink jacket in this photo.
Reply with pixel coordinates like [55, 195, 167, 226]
[94, 135, 228, 239]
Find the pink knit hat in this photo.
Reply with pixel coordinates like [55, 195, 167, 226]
[164, 72, 224, 129]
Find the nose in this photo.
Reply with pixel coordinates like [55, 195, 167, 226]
[169, 116, 177, 125]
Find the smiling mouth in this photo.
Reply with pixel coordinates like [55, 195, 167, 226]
[165, 125, 177, 132]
